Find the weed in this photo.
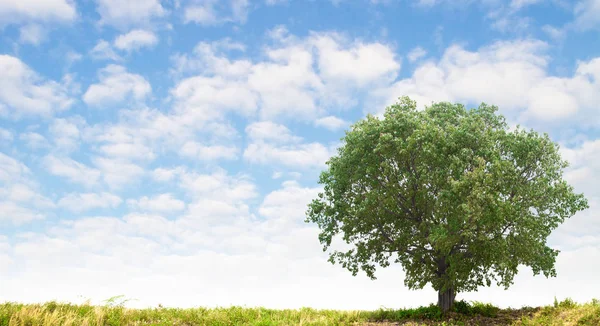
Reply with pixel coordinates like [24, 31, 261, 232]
[0, 298, 598, 325]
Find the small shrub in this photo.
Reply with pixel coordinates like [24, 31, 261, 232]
[470, 301, 499, 318]
[558, 298, 577, 309]
[453, 300, 473, 315]
[43, 301, 59, 313]
[412, 304, 443, 320]
[369, 304, 442, 321]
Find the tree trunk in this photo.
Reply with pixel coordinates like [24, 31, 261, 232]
[437, 286, 455, 313]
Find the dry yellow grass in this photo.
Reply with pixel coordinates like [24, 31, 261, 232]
[0, 297, 598, 325]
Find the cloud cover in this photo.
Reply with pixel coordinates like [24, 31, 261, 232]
[0, 0, 599, 312]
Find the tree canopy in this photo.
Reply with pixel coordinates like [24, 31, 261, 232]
[305, 97, 588, 312]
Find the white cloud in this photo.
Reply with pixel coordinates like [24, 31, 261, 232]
[0, 55, 73, 118]
[99, 142, 156, 161]
[0, 153, 31, 184]
[561, 139, 600, 198]
[82, 107, 239, 170]
[65, 51, 83, 68]
[244, 142, 335, 169]
[542, 25, 566, 41]
[49, 117, 85, 152]
[314, 116, 348, 131]
[243, 120, 337, 169]
[245, 121, 302, 143]
[509, 0, 543, 10]
[184, 0, 250, 26]
[95, 0, 166, 29]
[114, 29, 158, 51]
[152, 167, 185, 182]
[311, 34, 400, 86]
[0, 154, 54, 225]
[170, 39, 250, 78]
[407, 46, 427, 62]
[259, 180, 321, 225]
[0, 0, 76, 26]
[58, 192, 122, 212]
[19, 24, 46, 45]
[0, 201, 45, 224]
[371, 40, 600, 125]
[90, 40, 122, 61]
[127, 194, 185, 213]
[92, 157, 145, 189]
[0, 183, 54, 208]
[184, 4, 219, 25]
[179, 168, 257, 202]
[43, 155, 101, 187]
[83, 65, 151, 107]
[171, 75, 259, 121]
[170, 32, 400, 122]
[19, 132, 48, 150]
[0, 128, 13, 142]
[179, 142, 239, 161]
[573, 0, 600, 31]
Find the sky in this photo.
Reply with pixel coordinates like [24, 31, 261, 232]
[0, 0, 600, 311]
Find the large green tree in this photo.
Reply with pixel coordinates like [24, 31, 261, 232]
[305, 97, 588, 312]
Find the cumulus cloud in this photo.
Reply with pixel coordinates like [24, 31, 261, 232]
[43, 155, 101, 187]
[0, 128, 13, 142]
[19, 132, 49, 150]
[0, 154, 54, 225]
[0, 153, 31, 184]
[179, 142, 239, 161]
[183, 0, 250, 26]
[19, 24, 46, 45]
[0, 0, 76, 26]
[90, 40, 122, 61]
[243, 119, 337, 169]
[92, 156, 145, 189]
[0, 55, 73, 118]
[49, 117, 85, 153]
[370, 39, 600, 126]
[58, 192, 122, 212]
[127, 194, 186, 213]
[573, 0, 600, 31]
[245, 121, 302, 143]
[0, 202, 45, 224]
[83, 65, 151, 107]
[314, 116, 348, 131]
[171, 31, 400, 122]
[151, 167, 185, 182]
[114, 29, 158, 51]
[407, 46, 427, 62]
[311, 33, 400, 86]
[95, 0, 166, 29]
[244, 142, 335, 169]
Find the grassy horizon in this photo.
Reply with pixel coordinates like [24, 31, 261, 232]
[1, 297, 599, 325]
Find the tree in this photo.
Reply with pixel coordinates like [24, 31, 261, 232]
[305, 97, 588, 313]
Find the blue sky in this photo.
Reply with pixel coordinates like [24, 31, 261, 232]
[1, 0, 600, 310]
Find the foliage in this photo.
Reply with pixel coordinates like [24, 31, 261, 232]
[370, 304, 443, 321]
[1, 299, 599, 325]
[452, 300, 500, 317]
[305, 96, 589, 306]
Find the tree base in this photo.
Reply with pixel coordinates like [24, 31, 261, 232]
[438, 287, 456, 313]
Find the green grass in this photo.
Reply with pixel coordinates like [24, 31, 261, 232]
[0, 298, 598, 325]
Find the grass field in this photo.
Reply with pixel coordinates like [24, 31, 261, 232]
[1, 297, 598, 325]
